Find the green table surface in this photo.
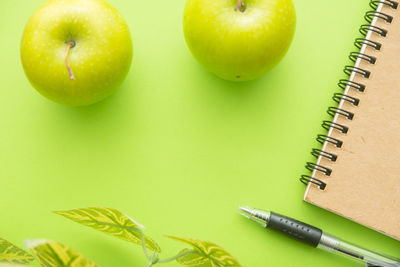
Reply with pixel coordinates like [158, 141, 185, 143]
[1, 0, 399, 266]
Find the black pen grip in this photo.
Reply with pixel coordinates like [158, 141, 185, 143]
[268, 212, 322, 247]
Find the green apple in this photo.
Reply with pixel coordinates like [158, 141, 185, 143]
[21, 0, 133, 106]
[183, 0, 296, 81]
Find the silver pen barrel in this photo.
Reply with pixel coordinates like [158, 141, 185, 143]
[318, 233, 400, 267]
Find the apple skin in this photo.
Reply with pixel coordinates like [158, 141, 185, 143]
[21, 0, 133, 106]
[183, 0, 296, 81]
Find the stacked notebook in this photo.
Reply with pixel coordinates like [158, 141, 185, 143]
[301, 0, 400, 240]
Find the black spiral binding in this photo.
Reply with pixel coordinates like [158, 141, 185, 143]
[300, 0, 397, 190]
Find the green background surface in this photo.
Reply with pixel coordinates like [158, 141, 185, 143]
[0, 0, 399, 266]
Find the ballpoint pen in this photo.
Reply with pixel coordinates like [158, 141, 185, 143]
[239, 206, 400, 267]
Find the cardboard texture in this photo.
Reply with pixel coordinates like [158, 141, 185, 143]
[304, 4, 400, 240]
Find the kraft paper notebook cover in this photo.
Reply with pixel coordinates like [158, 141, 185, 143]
[302, 1, 400, 240]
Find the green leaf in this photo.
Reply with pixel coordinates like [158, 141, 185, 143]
[25, 239, 97, 267]
[167, 236, 241, 267]
[0, 238, 34, 264]
[54, 207, 160, 252]
[173, 248, 210, 267]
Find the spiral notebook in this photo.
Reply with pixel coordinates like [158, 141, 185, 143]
[301, 0, 400, 240]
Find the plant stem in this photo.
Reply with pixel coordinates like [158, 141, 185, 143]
[65, 41, 76, 80]
[137, 229, 199, 266]
[139, 229, 152, 260]
[234, 0, 245, 12]
[157, 249, 198, 263]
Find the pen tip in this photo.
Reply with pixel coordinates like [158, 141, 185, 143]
[238, 206, 270, 226]
[238, 206, 254, 218]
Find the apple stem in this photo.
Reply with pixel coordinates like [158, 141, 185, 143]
[65, 41, 76, 81]
[234, 0, 245, 12]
